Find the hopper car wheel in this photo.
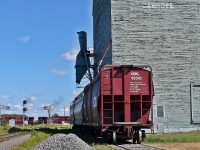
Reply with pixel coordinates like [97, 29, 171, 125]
[112, 131, 117, 144]
[136, 130, 142, 144]
[132, 130, 136, 144]
[132, 136, 136, 144]
[105, 131, 111, 144]
[93, 129, 98, 138]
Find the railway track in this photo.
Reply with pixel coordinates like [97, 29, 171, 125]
[110, 143, 164, 150]
[0, 133, 31, 150]
[108, 140, 164, 150]
[0, 133, 28, 142]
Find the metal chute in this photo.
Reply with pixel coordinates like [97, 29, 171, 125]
[75, 31, 93, 84]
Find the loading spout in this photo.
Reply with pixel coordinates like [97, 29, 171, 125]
[75, 31, 93, 84]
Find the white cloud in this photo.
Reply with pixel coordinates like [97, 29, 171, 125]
[14, 105, 22, 110]
[4, 110, 12, 114]
[51, 69, 68, 76]
[1, 95, 9, 99]
[61, 48, 79, 61]
[19, 35, 31, 43]
[27, 96, 37, 101]
[27, 103, 34, 109]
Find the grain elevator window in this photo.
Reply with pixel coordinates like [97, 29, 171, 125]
[190, 83, 200, 124]
[157, 106, 164, 117]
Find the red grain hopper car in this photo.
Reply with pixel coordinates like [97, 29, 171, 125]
[38, 117, 48, 124]
[3, 116, 34, 125]
[52, 116, 70, 124]
[28, 117, 34, 125]
[3, 117, 23, 124]
[70, 65, 154, 144]
[3, 117, 12, 124]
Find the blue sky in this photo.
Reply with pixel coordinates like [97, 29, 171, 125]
[0, 0, 93, 119]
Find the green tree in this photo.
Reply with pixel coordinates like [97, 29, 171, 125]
[52, 113, 59, 117]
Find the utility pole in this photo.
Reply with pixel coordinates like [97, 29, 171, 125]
[22, 100, 27, 129]
[48, 105, 51, 118]
[43, 104, 54, 124]
[0, 107, 2, 127]
[64, 107, 66, 117]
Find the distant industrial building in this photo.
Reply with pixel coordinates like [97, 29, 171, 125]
[92, 0, 200, 133]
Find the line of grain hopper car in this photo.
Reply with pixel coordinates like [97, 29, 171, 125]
[70, 65, 154, 144]
[3, 117, 35, 125]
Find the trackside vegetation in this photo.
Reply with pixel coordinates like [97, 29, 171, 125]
[2, 125, 200, 149]
[0, 125, 115, 150]
[0, 126, 11, 135]
[144, 131, 200, 143]
[12, 131, 51, 150]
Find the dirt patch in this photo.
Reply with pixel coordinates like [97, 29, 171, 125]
[146, 143, 200, 150]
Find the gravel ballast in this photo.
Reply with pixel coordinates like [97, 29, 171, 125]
[32, 133, 93, 150]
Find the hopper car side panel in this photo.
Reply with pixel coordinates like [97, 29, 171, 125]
[70, 92, 84, 125]
[90, 79, 100, 124]
[83, 79, 100, 126]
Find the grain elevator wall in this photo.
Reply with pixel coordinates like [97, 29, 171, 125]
[93, 0, 112, 76]
[93, 0, 200, 133]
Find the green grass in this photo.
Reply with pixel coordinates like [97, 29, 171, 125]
[93, 144, 116, 150]
[11, 131, 51, 150]
[145, 131, 200, 143]
[0, 126, 11, 135]
[0, 126, 24, 135]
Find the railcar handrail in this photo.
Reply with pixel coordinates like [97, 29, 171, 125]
[114, 122, 142, 125]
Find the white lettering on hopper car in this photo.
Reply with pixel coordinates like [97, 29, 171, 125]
[142, 3, 174, 9]
[131, 76, 142, 80]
